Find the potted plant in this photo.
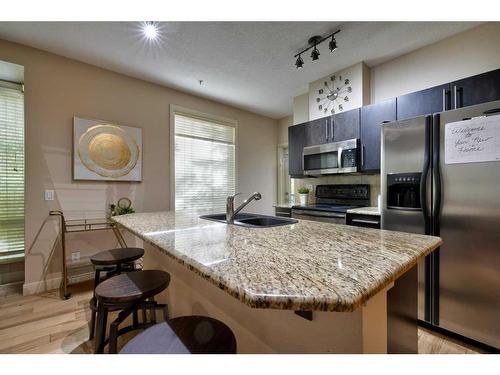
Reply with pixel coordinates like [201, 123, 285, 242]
[298, 187, 310, 206]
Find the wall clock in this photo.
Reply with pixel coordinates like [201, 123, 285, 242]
[315, 75, 353, 115]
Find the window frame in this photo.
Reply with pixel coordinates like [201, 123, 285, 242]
[0, 81, 25, 261]
[169, 104, 238, 211]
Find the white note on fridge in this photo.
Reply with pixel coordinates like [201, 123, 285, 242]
[445, 114, 500, 164]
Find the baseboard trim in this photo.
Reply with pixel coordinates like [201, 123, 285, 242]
[22, 271, 94, 296]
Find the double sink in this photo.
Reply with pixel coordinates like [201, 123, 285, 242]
[200, 213, 297, 228]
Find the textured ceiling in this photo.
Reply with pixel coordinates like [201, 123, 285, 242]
[0, 22, 481, 118]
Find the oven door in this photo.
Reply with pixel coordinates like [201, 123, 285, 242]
[292, 209, 346, 224]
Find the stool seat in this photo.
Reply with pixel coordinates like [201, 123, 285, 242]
[95, 270, 170, 305]
[120, 316, 237, 354]
[90, 247, 144, 266]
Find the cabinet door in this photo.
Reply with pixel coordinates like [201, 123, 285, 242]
[304, 117, 329, 146]
[397, 83, 450, 120]
[451, 68, 500, 108]
[332, 108, 360, 142]
[360, 98, 396, 171]
[288, 123, 306, 177]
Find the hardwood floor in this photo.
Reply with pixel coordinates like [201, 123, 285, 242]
[0, 281, 485, 354]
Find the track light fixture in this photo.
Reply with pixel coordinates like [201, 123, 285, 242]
[329, 35, 338, 52]
[293, 30, 340, 69]
[295, 55, 304, 69]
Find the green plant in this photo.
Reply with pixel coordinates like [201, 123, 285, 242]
[298, 187, 310, 194]
[116, 206, 135, 215]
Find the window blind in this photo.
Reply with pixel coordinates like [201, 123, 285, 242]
[0, 86, 25, 258]
[174, 112, 236, 212]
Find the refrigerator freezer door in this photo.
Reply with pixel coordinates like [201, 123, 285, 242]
[381, 116, 431, 322]
[436, 100, 500, 349]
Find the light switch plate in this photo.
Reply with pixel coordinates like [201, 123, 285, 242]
[45, 189, 55, 201]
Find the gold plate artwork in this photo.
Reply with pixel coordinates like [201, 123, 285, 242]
[73, 117, 142, 181]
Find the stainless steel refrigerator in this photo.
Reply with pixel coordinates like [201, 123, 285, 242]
[381, 99, 500, 350]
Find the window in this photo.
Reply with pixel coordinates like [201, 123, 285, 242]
[277, 145, 293, 204]
[173, 110, 236, 212]
[0, 85, 25, 259]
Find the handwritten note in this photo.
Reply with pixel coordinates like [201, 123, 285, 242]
[445, 115, 500, 164]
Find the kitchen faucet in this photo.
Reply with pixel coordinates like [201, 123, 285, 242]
[226, 192, 262, 223]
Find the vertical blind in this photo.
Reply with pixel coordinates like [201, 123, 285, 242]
[0, 86, 25, 258]
[174, 112, 236, 212]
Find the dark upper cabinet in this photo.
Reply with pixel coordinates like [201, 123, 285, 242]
[397, 83, 450, 120]
[288, 122, 306, 177]
[360, 98, 396, 171]
[304, 117, 330, 146]
[333, 108, 360, 142]
[451, 68, 500, 109]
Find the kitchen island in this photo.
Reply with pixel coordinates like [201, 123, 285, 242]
[112, 211, 442, 353]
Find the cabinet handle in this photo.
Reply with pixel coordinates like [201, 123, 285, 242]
[442, 89, 451, 111]
[351, 218, 380, 225]
[325, 119, 329, 141]
[331, 118, 335, 141]
[453, 86, 463, 109]
[361, 144, 365, 167]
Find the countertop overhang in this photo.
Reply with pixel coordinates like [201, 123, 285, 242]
[112, 211, 442, 312]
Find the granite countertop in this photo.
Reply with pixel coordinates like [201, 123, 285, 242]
[346, 207, 381, 216]
[112, 211, 441, 312]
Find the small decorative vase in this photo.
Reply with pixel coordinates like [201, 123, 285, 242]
[299, 193, 308, 206]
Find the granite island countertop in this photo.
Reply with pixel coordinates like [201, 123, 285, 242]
[112, 211, 442, 312]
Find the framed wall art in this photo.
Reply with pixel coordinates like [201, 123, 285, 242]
[73, 117, 142, 181]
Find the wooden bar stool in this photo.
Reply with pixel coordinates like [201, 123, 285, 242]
[94, 269, 170, 353]
[120, 316, 237, 354]
[89, 247, 144, 340]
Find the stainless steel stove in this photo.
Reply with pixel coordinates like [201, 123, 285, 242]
[292, 184, 370, 224]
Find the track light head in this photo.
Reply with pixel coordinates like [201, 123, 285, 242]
[295, 55, 304, 70]
[311, 46, 320, 61]
[329, 36, 338, 52]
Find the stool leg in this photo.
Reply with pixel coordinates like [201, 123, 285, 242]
[95, 304, 108, 354]
[89, 269, 101, 341]
[132, 308, 139, 328]
[109, 319, 120, 354]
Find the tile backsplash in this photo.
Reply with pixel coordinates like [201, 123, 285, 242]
[293, 174, 381, 207]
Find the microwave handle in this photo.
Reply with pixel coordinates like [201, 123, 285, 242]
[325, 118, 328, 141]
[337, 147, 343, 169]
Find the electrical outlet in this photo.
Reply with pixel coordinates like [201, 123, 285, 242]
[45, 189, 55, 201]
[71, 252, 80, 263]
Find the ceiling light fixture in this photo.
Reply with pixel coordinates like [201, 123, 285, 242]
[295, 55, 304, 70]
[293, 30, 340, 70]
[143, 21, 159, 40]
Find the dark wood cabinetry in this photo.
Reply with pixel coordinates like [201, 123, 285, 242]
[360, 98, 396, 172]
[451, 69, 500, 109]
[396, 83, 450, 120]
[289, 68, 500, 178]
[333, 108, 360, 142]
[288, 122, 306, 177]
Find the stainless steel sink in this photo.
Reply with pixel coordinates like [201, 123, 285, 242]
[200, 213, 297, 228]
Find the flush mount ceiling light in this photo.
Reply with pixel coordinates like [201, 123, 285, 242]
[293, 30, 340, 70]
[143, 21, 159, 40]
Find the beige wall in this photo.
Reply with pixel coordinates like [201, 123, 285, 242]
[292, 93, 309, 125]
[371, 23, 500, 103]
[277, 115, 293, 145]
[0, 38, 278, 291]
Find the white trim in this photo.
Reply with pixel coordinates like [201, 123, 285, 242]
[169, 104, 239, 210]
[277, 142, 292, 205]
[22, 271, 94, 296]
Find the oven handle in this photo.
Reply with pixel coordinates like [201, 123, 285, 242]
[292, 210, 345, 218]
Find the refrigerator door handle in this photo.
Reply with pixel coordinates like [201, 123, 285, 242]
[432, 114, 442, 236]
[420, 115, 432, 235]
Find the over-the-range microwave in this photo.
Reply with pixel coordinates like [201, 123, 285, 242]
[302, 138, 360, 175]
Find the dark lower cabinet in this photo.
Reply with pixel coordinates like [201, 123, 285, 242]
[360, 98, 396, 172]
[288, 122, 306, 177]
[451, 68, 500, 109]
[396, 83, 450, 120]
[333, 108, 360, 142]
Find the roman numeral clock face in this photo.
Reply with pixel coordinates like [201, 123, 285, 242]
[316, 75, 352, 115]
